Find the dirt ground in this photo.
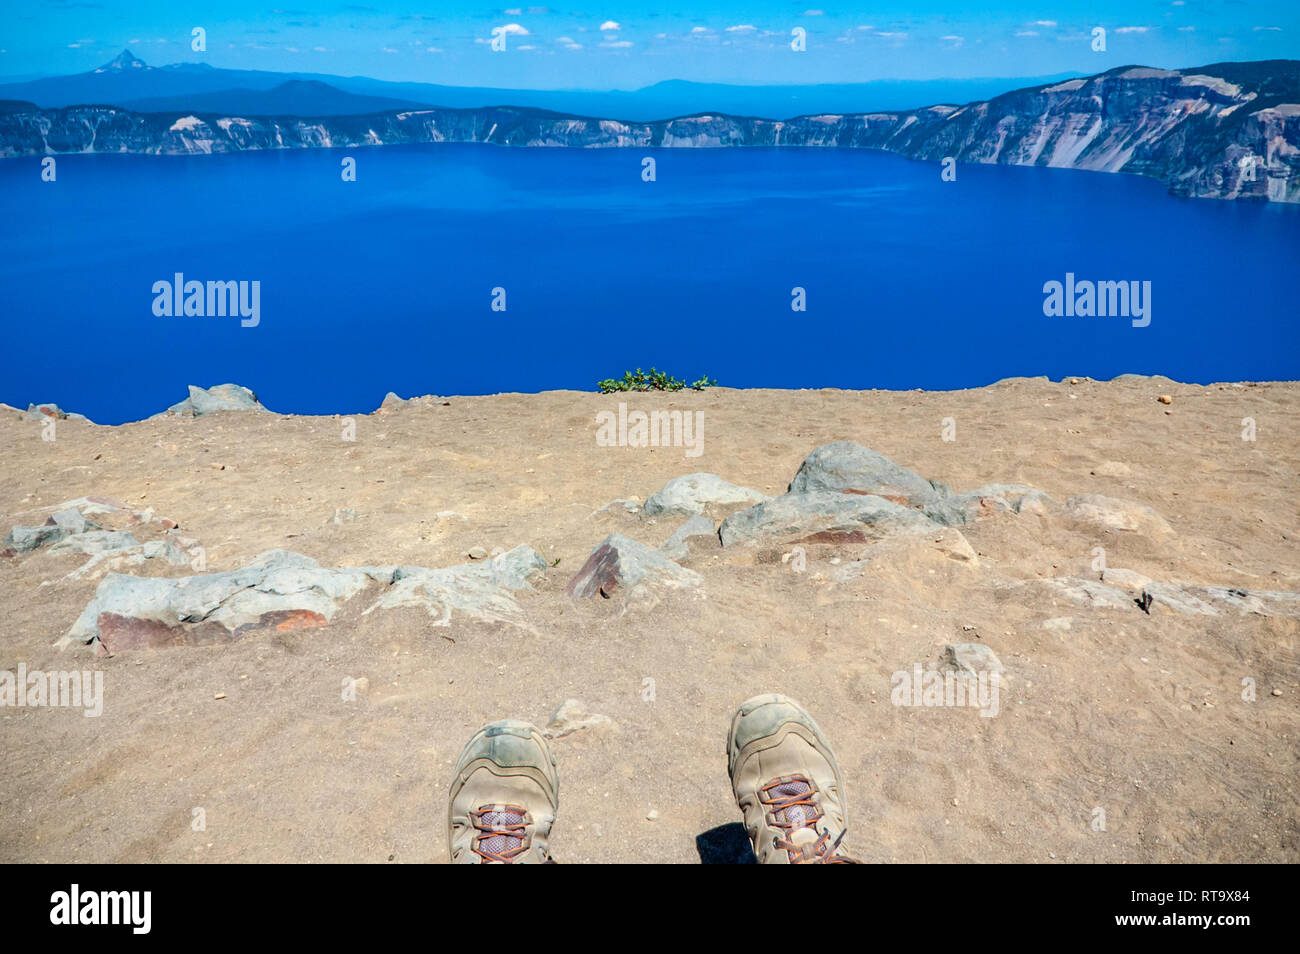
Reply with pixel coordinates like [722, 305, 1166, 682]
[1, 375, 1296, 863]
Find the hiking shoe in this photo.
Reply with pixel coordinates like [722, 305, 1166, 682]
[448, 719, 559, 864]
[727, 694, 859, 864]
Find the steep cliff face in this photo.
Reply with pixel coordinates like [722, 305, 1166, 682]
[1, 60, 1296, 202]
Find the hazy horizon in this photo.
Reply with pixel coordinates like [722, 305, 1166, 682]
[4, 1, 1296, 90]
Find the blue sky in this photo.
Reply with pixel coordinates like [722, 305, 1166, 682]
[4, 2, 1297, 88]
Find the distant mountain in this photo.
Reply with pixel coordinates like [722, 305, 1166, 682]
[1, 60, 1295, 203]
[117, 80, 427, 118]
[94, 49, 150, 73]
[0, 49, 1083, 121]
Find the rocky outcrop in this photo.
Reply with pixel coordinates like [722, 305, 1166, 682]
[659, 515, 717, 560]
[362, 545, 549, 630]
[3, 497, 192, 576]
[22, 402, 92, 423]
[1064, 494, 1175, 537]
[643, 473, 767, 518]
[567, 533, 701, 598]
[58, 544, 550, 653]
[2, 60, 1294, 202]
[157, 383, 266, 418]
[787, 442, 961, 524]
[719, 490, 943, 547]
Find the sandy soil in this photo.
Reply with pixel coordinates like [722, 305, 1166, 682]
[1, 376, 1296, 863]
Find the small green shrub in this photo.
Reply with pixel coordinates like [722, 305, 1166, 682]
[597, 368, 717, 393]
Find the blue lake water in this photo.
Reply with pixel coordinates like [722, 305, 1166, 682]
[1, 144, 1297, 424]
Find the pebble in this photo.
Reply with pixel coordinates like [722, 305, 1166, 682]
[646, 809, 659, 821]
[467, 546, 488, 560]
[1157, 395, 1172, 405]
[214, 692, 226, 700]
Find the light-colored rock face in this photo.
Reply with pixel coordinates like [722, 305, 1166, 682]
[544, 699, 616, 740]
[2, 62, 1293, 202]
[642, 473, 768, 517]
[788, 441, 941, 504]
[162, 383, 265, 418]
[60, 544, 551, 652]
[942, 643, 1004, 675]
[719, 491, 942, 547]
[567, 533, 701, 599]
[659, 515, 717, 561]
[1064, 493, 1175, 537]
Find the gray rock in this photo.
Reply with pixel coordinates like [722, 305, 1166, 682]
[1100, 567, 1154, 593]
[60, 549, 386, 651]
[787, 442, 963, 524]
[1064, 494, 1174, 536]
[3, 524, 69, 554]
[466, 546, 488, 560]
[1142, 584, 1300, 619]
[1002, 577, 1137, 610]
[642, 473, 767, 517]
[327, 508, 358, 525]
[660, 515, 717, 560]
[24, 402, 67, 421]
[47, 509, 96, 534]
[544, 699, 616, 739]
[567, 533, 701, 598]
[164, 383, 265, 418]
[952, 483, 1051, 521]
[941, 643, 1004, 675]
[49, 530, 140, 556]
[380, 391, 404, 409]
[363, 545, 549, 630]
[718, 491, 940, 547]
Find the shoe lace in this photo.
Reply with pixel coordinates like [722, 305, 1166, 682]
[759, 775, 857, 864]
[470, 804, 532, 863]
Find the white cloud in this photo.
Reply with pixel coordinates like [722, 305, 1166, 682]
[1115, 26, 1149, 34]
[495, 23, 530, 36]
[517, 44, 536, 49]
[382, 46, 398, 53]
[1034, 20, 1057, 27]
[803, 9, 825, 15]
[726, 24, 756, 33]
[505, 8, 522, 14]
[941, 34, 963, 44]
[599, 20, 620, 31]
[426, 46, 443, 52]
[1177, 26, 1194, 32]
[1014, 30, 1039, 37]
[691, 26, 710, 34]
[601, 40, 632, 48]
[313, 45, 328, 52]
[1253, 26, 1282, 32]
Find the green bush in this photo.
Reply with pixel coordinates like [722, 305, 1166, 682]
[597, 368, 717, 393]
